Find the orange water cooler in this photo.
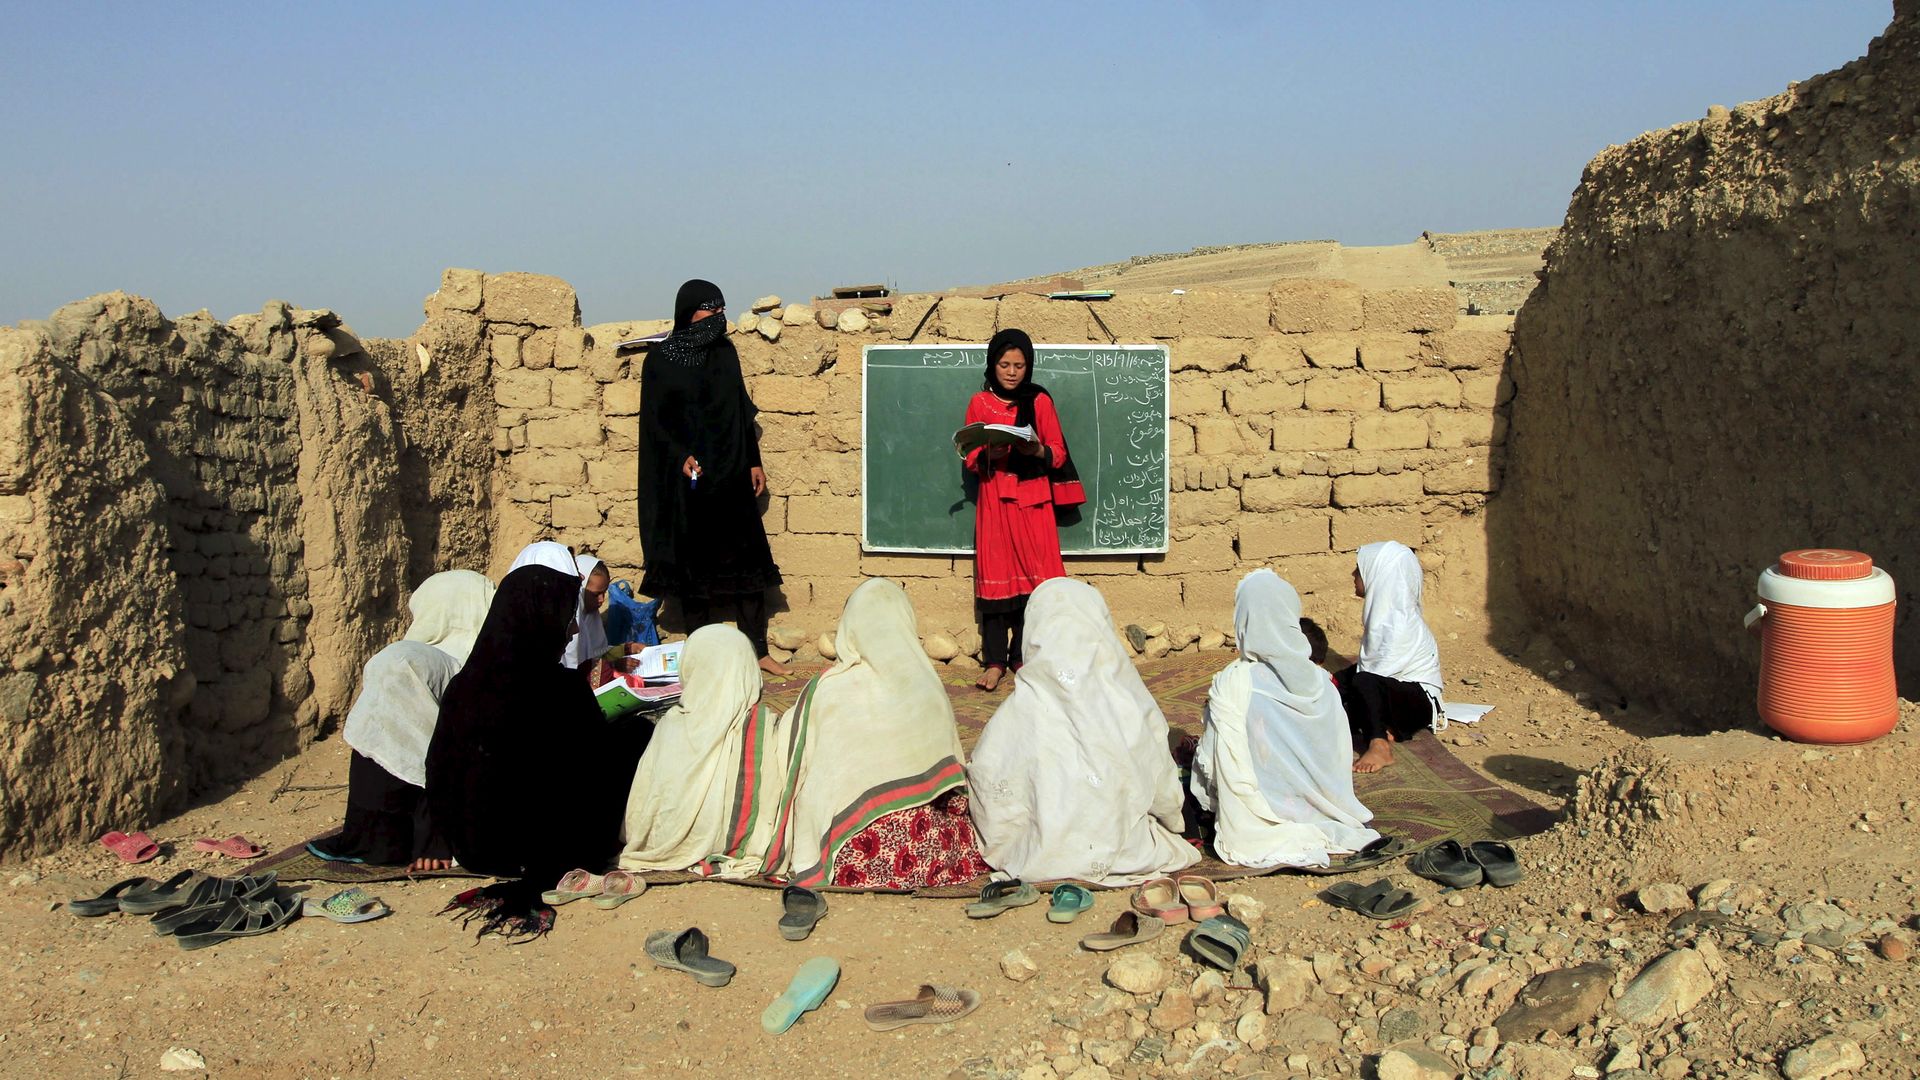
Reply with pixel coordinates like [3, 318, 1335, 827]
[1744, 549, 1897, 744]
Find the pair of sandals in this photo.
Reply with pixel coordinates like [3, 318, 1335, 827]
[1131, 874, 1223, 923]
[1408, 840, 1524, 889]
[963, 880, 1097, 924]
[68, 869, 279, 919]
[73, 871, 296, 950]
[540, 869, 645, 909]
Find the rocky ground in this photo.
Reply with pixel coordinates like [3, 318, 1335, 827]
[1, 632, 1913, 1080]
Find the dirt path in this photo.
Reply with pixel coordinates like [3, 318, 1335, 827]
[4, 636, 1914, 1079]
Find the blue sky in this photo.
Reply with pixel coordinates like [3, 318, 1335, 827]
[0, 1, 1895, 337]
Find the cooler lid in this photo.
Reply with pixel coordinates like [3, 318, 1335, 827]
[1778, 549, 1874, 581]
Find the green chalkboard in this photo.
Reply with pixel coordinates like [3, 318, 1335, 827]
[862, 344, 1168, 554]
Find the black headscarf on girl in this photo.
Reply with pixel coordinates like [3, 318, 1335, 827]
[658, 278, 729, 367]
[984, 327, 1048, 428]
[427, 565, 603, 878]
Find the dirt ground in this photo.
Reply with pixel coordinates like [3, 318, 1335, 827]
[3, 629, 1914, 1080]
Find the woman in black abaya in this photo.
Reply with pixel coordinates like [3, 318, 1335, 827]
[637, 279, 788, 675]
[424, 545, 642, 939]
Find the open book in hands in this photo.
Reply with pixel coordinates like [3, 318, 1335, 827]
[953, 422, 1037, 457]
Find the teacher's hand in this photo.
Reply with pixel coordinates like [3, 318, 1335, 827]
[750, 466, 767, 496]
[681, 456, 700, 479]
[1015, 440, 1045, 457]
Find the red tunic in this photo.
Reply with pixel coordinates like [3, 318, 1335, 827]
[964, 391, 1068, 601]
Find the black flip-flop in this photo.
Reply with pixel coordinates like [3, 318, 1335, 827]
[65, 876, 157, 917]
[1465, 841, 1524, 887]
[1322, 879, 1423, 921]
[116, 871, 207, 916]
[145, 872, 280, 931]
[1296, 835, 1414, 876]
[778, 886, 828, 941]
[1407, 840, 1483, 889]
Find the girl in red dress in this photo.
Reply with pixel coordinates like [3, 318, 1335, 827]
[962, 328, 1069, 691]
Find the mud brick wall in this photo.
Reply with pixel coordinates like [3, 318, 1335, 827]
[466, 274, 1514, 666]
[0, 294, 417, 857]
[1505, 1, 1920, 724]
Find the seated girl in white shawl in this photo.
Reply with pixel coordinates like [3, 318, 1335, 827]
[316, 569, 494, 870]
[967, 578, 1199, 886]
[1190, 569, 1380, 869]
[761, 578, 990, 890]
[1337, 540, 1445, 773]
[561, 553, 644, 681]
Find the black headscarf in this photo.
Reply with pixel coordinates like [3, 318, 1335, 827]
[985, 327, 1048, 428]
[426, 564, 601, 879]
[657, 279, 728, 367]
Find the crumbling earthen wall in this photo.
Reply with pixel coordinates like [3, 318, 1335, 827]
[0, 294, 417, 856]
[1504, 2, 1920, 724]
[462, 275, 1515, 665]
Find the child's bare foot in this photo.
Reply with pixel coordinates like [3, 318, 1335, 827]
[409, 857, 452, 872]
[758, 656, 792, 677]
[1354, 738, 1394, 774]
[975, 665, 1005, 691]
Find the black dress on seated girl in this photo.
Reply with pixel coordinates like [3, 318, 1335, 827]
[425, 562, 644, 938]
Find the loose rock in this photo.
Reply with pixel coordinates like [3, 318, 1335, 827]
[1612, 949, 1712, 1026]
[1224, 893, 1265, 926]
[1257, 955, 1314, 1014]
[1001, 949, 1040, 983]
[1781, 1035, 1865, 1080]
[1106, 954, 1171, 996]
[1876, 933, 1909, 962]
[1494, 962, 1615, 1040]
[924, 633, 960, 661]
[767, 626, 807, 652]
[757, 319, 783, 342]
[1148, 988, 1195, 1032]
[1504, 1042, 1577, 1079]
[1375, 1047, 1455, 1080]
[160, 1047, 207, 1072]
[1633, 883, 1691, 914]
[782, 304, 816, 327]
[751, 295, 781, 312]
[1378, 1006, 1429, 1043]
[816, 633, 838, 660]
[837, 309, 870, 333]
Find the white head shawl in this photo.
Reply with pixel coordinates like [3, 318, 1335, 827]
[508, 540, 579, 578]
[619, 624, 771, 875]
[562, 554, 611, 669]
[763, 578, 966, 886]
[1356, 541, 1445, 728]
[1189, 570, 1378, 868]
[400, 570, 495, 665]
[342, 641, 461, 789]
[966, 578, 1198, 886]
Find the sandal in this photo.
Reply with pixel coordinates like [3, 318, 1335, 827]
[1408, 840, 1484, 889]
[1321, 879, 1424, 921]
[99, 830, 159, 864]
[1465, 841, 1524, 887]
[965, 879, 1039, 919]
[1297, 834, 1414, 876]
[169, 888, 302, 951]
[305, 840, 365, 864]
[65, 876, 156, 917]
[864, 984, 983, 1031]
[779, 886, 828, 941]
[302, 887, 390, 924]
[591, 870, 645, 909]
[117, 871, 209, 916]
[1131, 877, 1188, 924]
[145, 872, 279, 929]
[645, 927, 735, 987]
[761, 956, 841, 1035]
[191, 835, 265, 859]
[539, 869, 602, 906]
[1176, 874, 1224, 920]
[1046, 884, 1095, 924]
[1080, 910, 1164, 952]
[1185, 914, 1252, 970]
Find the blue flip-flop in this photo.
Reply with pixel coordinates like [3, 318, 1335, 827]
[1047, 884, 1095, 924]
[305, 841, 365, 865]
[762, 956, 841, 1034]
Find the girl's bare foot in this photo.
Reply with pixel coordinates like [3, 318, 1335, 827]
[409, 857, 451, 872]
[758, 655, 792, 676]
[1354, 738, 1394, 774]
[975, 665, 1005, 691]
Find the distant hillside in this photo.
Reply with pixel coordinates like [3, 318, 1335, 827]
[1016, 228, 1556, 314]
